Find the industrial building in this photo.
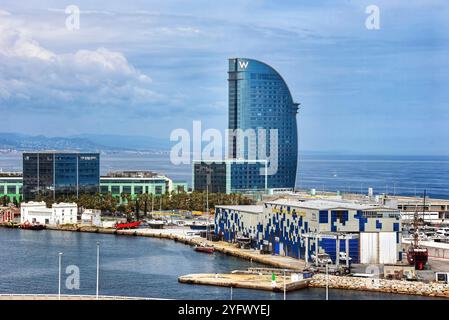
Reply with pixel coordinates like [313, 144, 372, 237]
[215, 198, 402, 265]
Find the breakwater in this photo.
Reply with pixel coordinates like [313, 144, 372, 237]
[310, 274, 449, 298]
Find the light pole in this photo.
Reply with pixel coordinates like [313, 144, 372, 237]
[58, 252, 63, 300]
[96, 241, 100, 300]
[283, 269, 286, 301]
[325, 264, 329, 301]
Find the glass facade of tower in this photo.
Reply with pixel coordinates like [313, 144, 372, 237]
[23, 152, 100, 201]
[193, 160, 267, 194]
[228, 58, 298, 189]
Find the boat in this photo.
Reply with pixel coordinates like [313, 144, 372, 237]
[187, 221, 214, 231]
[21, 221, 45, 230]
[115, 221, 141, 230]
[406, 191, 429, 270]
[194, 243, 215, 254]
[147, 220, 165, 229]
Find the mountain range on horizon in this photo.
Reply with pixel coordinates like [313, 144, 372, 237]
[0, 132, 171, 153]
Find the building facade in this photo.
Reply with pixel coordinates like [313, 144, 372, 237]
[228, 58, 299, 190]
[22, 152, 100, 201]
[215, 198, 402, 264]
[100, 171, 188, 198]
[0, 173, 22, 203]
[193, 160, 267, 194]
[20, 201, 78, 225]
[81, 209, 101, 226]
[0, 171, 188, 201]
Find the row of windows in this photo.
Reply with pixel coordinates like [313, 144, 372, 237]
[102, 185, 165, 195]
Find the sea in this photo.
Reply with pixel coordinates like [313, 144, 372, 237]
[0, 229, 439, 300]
[1, 152, 448, 199]
[0, 152, 447, 299]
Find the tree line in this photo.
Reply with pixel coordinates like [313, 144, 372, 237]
[3, 191, 254, 220]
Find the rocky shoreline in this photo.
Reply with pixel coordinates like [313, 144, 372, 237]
[310, 274, 449, 298]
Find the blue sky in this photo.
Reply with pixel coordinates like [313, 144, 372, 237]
[0, 0, 448, 155]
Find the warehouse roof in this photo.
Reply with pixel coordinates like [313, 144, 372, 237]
[215, 205, 263, 214]
[265, 198, 395, 211]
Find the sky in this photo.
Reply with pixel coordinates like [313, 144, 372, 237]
[0, 0, 448, 155]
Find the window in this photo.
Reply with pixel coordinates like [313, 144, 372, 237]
[7, 186, 16, 194]
[155, 186, 163, 195]
[111, 186, 120, 194]
[134, 186, 143, 194]
[123, 186, 132, 194]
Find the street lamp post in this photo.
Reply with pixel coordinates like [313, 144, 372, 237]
[58, 252, 63, 300]
[283, 269, 286, 301]
[96, 241, 100, 300]
[325, 264, 329, 301]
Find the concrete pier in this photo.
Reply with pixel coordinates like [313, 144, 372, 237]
[178, 273, 310, 292]
[0, 294, 165, 300]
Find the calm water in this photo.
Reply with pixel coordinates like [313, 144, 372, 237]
[1, 152, 448, 199]
[0, 229, 439, 300]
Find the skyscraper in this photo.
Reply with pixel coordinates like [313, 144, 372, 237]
[23, 152, 100, 201]
[228, 58, 299, 189]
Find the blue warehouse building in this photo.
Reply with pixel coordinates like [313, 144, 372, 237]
[215, 198, 402, 265]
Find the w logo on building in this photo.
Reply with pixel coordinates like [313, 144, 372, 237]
[238, 60, 249, 69]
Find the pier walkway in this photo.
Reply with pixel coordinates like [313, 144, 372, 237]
[0, 294, 167, 300]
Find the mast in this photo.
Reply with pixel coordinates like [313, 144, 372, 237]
[413, 204, 419, 248]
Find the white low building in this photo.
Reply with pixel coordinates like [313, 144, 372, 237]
[21, 201, 51, 225]
[53, 203, 78, 225]
[81, 209, 101, 226]
[21, 202, 78, 225]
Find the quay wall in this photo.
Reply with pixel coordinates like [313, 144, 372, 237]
[44, 225, 304, 270]
[310, 274, 449, 298]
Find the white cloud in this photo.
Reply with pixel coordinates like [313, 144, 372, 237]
[0, 12, 159, 113]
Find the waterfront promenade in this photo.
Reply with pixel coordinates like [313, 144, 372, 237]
[45, 224, 306, 270]
[0, 294, 165, 300]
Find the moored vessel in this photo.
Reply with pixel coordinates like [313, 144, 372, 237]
[406, 191, 429, 270]
[194, 243, 215, 254]
[21, 221, 45, 230]
[115, 221, 141, 230]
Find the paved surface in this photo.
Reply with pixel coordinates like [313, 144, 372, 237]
[179, 273, 309, 292]
[429, 257, 449, 273]
[0, 294, 165, 300]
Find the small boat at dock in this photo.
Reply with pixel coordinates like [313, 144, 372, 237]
[115, 221, 141, 230]
[21, 221, 45, 230]
[147, 220, 165, 229]
[194, 243, 215, 254]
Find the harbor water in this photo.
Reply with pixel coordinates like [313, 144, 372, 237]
[0, 229, 439, 300]
[1, 153, 448, 199]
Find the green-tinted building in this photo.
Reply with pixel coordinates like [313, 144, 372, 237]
[0, 171, 188, 201]
[0, 173, 22, 202]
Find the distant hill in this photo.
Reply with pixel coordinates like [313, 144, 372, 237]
[0, 133, 171, 152]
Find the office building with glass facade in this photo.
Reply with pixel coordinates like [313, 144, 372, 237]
[193, 160, 267, 194]
[22, 152, 100, 200]
[228, 58, 299, 190]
